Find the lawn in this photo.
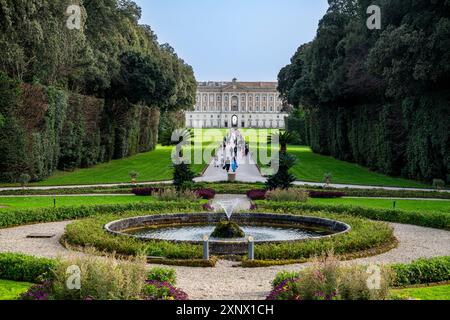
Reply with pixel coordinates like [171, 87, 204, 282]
[0, 195, 155, 211]
[0, 280, 33, 300]
[391, 284, 450, 300]
[309, 198, 450, 214]
[287, 146, 428, 188]
[2, 130, 228, 187]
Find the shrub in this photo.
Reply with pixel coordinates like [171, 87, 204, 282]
[143, 280, 188, 300]
[155, 188, 199, 202]
[64, 212, 203, 260]
[272, 271, 300, 288]
[147, 267, 177, 286]
[132, 187, 161, 196]
[195, 188, 216, 200]
[129, 170, 139, 179]
[265, 153, 297, 190]
[391, 256, 450, 287]
[50, 253, 147, 300]
[247, 189, 267, 200]
[0, 201, 203, 229]
[432, 179, 445, 190]
[173, 162, 195, 191]
[323, 173, 333, 186]
[308, 190, 346, 198]
[0, 253, 56, 283]
[211, 221, 245, 239]
[266, 188, 309, 202]
[267, 254, 392, 300]
[259, 202, 450, 230]
[19, 173, 31, 187]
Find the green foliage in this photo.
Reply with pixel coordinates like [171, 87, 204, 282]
[266, 153, 297, 190]
[211, 221, 245, 239]
[391, 256, 450, 287]
[268, 254, 392, 300]
[147, 267, 177, 285]
[266, 188, 310, 202]
[64, 212, 203, 260]
[0, 253, 56, 283]
[432, 179, 445, 190]
[50, 254, 147, 300]
[278, 0, 450, 184]
[173, 162, 195, 190]
[259, 201, 450, 230]
[0, 201, 202, 229]
[0, 1, 196, 183]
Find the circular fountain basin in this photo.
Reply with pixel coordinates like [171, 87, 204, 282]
[104, 213, 351, 255]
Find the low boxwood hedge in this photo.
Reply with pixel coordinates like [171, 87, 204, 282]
[64, 209, 394, 262]
[0, 253, 56, 283]
[64, 211, 204, 260]
[258, 202, 450, 230]
[391, 256, 450, 287]
[0, 202, 204, 229]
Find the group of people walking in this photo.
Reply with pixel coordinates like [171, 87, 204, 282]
[213, 129, 250, 174]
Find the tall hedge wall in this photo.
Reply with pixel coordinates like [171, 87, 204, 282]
[278, 0, 450, 184]
[0, 74, 160, 182]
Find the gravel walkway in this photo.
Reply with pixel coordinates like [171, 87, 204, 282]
[0, 221, 449, 300]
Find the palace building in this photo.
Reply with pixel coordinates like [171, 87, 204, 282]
[185, 79, 289, 129]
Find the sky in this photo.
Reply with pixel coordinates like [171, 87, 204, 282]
[134, 0, 329, 82]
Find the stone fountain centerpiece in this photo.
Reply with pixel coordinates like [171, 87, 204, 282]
[211, 199, 245, 239]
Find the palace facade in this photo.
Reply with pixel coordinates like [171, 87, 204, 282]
[185, 79, 289, 129]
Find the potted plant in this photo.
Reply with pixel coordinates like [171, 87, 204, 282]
[323, 173, 333, 188]
[129, 170, 139, 184]
[19, 173, 31, 189]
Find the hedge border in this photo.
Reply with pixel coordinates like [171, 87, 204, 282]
[257, 202, 450, 230]
[63, 209, 395, 264]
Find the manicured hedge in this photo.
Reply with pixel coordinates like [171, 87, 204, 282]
[64, 211, 204, 260]
[391, 256, 450, 287]
[64, 209, 394, 262]
[0, 202, 203, 229]
[0, 253, 56, 283]
[259, 202, 450, 230]
[308, 191, 346, 198]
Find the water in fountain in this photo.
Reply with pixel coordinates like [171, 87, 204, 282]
[217, 199, 239, 221]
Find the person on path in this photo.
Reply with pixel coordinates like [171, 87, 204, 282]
[231, 157, 239, 173]
[223, 157, 231, 172]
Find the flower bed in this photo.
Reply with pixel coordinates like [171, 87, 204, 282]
[195, 188, 216, 200]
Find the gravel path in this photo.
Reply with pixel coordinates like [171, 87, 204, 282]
[1, 221, 449, 300]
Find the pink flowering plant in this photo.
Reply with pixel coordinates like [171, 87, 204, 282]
[267, 253, 391, 300]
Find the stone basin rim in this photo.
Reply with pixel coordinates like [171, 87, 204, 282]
[104, 212, 352, 245]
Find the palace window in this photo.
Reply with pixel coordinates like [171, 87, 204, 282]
[256, 96, 260, 103]
[210, 95, 214, 103]
[203, 95, 207, 102]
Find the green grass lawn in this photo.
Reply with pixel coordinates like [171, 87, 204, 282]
[287, 146, 428, 188]
[391, 284, 450, 300]
[0, 195, 155, 211]
[309, 198, 450, 214]
[0, 280, 33, 300]
[0, 130, 228, 187]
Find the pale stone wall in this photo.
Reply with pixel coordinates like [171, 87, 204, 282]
[185, 80, 289, 129]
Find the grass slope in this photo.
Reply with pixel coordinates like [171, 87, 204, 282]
[287, 146, 428, 188]
[0, 280, 33, 300]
